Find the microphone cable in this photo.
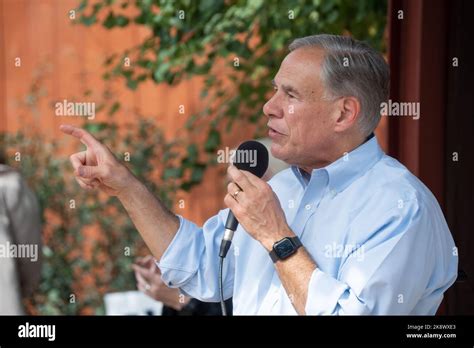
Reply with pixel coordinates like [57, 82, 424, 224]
[218, 255, 227, 316]
[218, 227, 234, 316]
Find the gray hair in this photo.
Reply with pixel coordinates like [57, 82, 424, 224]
[289, 34, 389, 137]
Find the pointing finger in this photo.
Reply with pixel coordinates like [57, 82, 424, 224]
[60, 124, 103, 151]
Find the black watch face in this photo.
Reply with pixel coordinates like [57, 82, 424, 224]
[274, 238, 296, 259]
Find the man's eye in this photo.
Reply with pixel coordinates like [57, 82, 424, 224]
[287, 92, 295, 98]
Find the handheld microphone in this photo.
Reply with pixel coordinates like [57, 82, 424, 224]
[219, 140, 269, 258]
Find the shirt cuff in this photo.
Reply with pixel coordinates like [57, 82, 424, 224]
[305, 268, 349, 315]
[155, 214, 202, 287]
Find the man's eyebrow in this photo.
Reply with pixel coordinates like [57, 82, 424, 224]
[271, 79, 301, 97]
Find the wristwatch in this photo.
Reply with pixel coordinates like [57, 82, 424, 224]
[269, 236, 302, 263]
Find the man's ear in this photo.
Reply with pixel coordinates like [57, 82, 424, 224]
[334, 96, 361, 132]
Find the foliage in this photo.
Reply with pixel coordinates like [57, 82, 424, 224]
[76, 0, 387, 173]
[0, 118, 191, 314]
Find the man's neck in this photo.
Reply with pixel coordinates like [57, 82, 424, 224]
[298, 133, 370, 174]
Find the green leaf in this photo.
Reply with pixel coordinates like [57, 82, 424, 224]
[83, 123, 107, 133]
[103, 12, 116, 28]
[162, 167, 183, 179]
[186, 144, 198, 162]
[204, 128, 220, 153]
[115, 15, 129, 27]
[153, 62, 171, 82]
[108, 102, 121, 115]
[103, 12, 129, 29]
[77, 0, 88, 12]
[126, 78, 138, 90]
[190, 164, 205, 182]
[80, 15, 97, 26]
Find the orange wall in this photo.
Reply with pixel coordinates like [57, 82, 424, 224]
[0, 0, 259, 226]
[0, 0, 388, 226]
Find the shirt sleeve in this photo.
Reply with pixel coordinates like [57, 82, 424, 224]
[305, 198, 458, 315]
[155, 209, 235, 302]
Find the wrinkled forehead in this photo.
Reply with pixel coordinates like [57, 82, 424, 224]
[275, 47, 326, 95]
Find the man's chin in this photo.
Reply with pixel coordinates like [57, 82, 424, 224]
[270, 142, 287, 162]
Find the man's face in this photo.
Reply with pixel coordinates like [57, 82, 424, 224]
[263, 48, 341, 168]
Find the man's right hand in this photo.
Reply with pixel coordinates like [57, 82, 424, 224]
[60, 124, 180, 261]
[60, 124, 136, 197]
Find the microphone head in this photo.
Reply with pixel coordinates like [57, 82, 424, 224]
[232, 140, 269, 178]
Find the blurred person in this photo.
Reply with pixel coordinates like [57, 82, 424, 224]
[61, 34, 457, 315]
[133, 255, 231, 315]
[0, 158, 42, 314]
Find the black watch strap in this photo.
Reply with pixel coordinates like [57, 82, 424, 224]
[269, 236, 303, 263]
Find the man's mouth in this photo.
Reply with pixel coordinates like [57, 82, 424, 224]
[267, 124, 285, 135]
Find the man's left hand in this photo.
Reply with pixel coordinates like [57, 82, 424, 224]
[224, 165, 294, 251]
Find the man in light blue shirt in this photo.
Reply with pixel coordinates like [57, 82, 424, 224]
[61, 34, 458, 315]
[158, 132, 457, 314]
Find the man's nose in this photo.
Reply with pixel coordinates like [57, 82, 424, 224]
[263, 95, 283, 119]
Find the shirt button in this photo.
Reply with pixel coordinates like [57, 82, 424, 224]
[330, 189, 337, 198]
[305, 204, 311, 210]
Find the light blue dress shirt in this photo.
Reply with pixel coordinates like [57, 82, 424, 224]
[156, 135, 458, 315]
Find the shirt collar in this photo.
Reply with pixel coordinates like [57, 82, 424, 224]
[291, 134, 384, 193]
